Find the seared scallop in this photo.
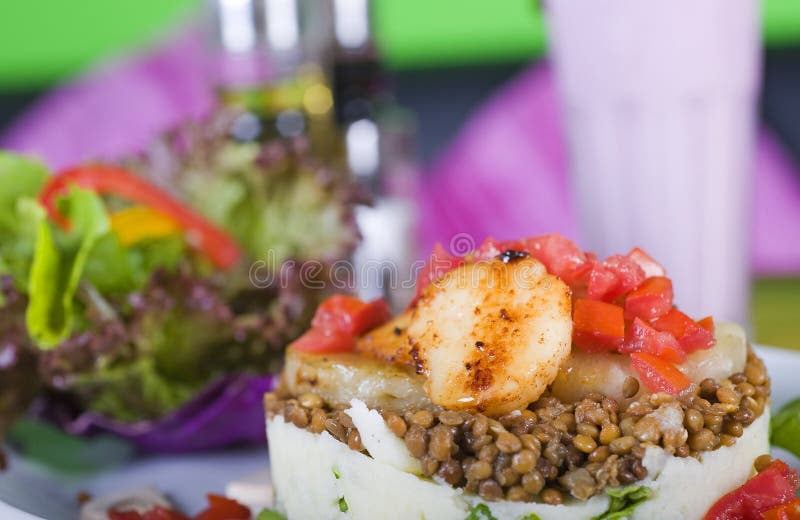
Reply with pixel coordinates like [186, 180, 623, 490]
[406, 256, 572, 416]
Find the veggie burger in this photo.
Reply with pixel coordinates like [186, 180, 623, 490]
[264, 234, 795, 520]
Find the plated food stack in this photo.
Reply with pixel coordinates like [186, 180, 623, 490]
[264, 234, 790, 520]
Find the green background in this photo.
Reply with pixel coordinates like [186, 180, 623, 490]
[1, 0, 800, 88]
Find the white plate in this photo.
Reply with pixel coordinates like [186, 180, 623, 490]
[2, 344, 799, 519]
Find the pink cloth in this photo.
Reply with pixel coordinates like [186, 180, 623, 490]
[2, 31, 799, 275]
[0, 30, 215, 170]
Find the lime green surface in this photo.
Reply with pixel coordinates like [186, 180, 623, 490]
[752, 277, 800, 350]
[0, 0, 198, 88]
[1, 0, 800, 87]
[373, 0, 546, 69]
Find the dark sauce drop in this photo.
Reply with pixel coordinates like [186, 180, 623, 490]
[498, 249, 530, 264]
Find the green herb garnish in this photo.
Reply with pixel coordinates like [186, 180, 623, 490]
[465, 503, 498, 520]
[338, 497, 349, 513]
[256, 508, 287, 520]
[593, 485, 653, 520]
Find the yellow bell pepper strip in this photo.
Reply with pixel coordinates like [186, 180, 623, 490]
[109, 206, 181, 247]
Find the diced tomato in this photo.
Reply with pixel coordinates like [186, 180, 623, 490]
[412, 243, 464, 302]
[194, 494, 251, 520]
[651, 309, 716, 353]
[704, 460, 800, 520]
[626, 247, 666, 278]
[624, 276, 674, 321]
[600, 254, 647, 301]
[109, 511, 143, 520]
[763, 498, 800, 520]
[620, 318, 686, 363]
[472, 237, 503, 261]
[572, 299, 626, 352]
[472, 237, 529, 262]
[143, 507, 190, 520]
[698, 315, 715, 333]
[629, 352, 691, 394]
[585, 261, 619, 301]
[289, 328, 354, 354]
[524, 234, 590, 284]
[311, 295, 391, 336]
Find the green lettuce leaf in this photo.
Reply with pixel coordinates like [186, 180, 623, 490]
[71, 357, 198, 422]
[0, 152, 48, 288]
[593, 485, 653, 520]
[771, 398, 800, 457]
[26, 188, 109, 348]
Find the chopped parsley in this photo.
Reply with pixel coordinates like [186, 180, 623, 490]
[338, 497, 349, 512]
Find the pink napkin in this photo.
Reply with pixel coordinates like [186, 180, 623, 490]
[2, 31, 799, 275]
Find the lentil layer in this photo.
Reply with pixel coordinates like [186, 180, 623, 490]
[264, 348, 769, 503]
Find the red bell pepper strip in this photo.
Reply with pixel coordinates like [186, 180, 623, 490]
[39, 165, 241, 269]
[572, 299, 626, 352]
[629, 352, 691, 395]
[704, 460, 800, 520]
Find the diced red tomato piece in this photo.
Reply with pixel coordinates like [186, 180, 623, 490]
[472, 237, 504, 261]
[311, 295, 391, 336]
[697, 315, 715, 332]
[704, 460, 800, 520]
[572, 299, 625, 352]
[629, 352, 691, 394]
[763, 498, 800, 520]
[524, 234, 590, 284]
[585, 262, 619, 301]
[626, 247, 666, 278]
[109, 511, 143, 520]
[651, 309, 716, 353]
[624, 276, 674, 321]
[290, 328, 354, 354]
[620, 318, 687, 363]
[600, 254, 647, 300]
[143, 507, 190, 520]
[194, 494, 251, 520]
[412, 243, 464, 302]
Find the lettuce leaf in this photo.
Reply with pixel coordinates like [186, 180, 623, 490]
[0, 152, 48, 288]
[593, 485, 653, 520]
[771, 398, 800, 457]
[26, 188, 109, 348]
[71, 357, 198, 422]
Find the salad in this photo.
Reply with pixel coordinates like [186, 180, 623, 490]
[0, 114, 358, 454]
[263, 234, 794, 519]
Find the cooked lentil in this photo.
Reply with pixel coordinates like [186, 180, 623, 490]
[265, 347, 770, 504]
